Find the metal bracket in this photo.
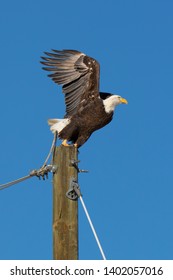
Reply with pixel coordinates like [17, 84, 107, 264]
[30, 164, 57, 180]
[71, 159, 89, 173]
[0, 164, 57, 191]
[66, 178, 81, 200]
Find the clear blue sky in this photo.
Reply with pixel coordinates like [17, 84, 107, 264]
[0, 0, 173, 260]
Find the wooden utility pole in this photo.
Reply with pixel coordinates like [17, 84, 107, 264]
[53, 145, 78, 260]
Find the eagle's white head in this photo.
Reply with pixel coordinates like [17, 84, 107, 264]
[103, 95, 128, 113]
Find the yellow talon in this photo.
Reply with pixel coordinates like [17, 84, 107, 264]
[62, 140, 78, 148]
[62, 139, 70, 147]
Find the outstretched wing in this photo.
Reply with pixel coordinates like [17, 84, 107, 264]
[41, 50, 100, 117]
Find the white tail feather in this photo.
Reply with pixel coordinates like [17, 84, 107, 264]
[48, 118, 70, 134]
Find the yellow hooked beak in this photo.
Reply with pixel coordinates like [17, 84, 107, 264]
[120, 97, 128, 104]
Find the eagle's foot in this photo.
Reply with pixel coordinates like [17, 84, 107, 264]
[62, 139, 71, 147]
[62, 140, 78, 148]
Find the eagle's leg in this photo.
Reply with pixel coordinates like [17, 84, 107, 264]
[62, 139, 71, 147]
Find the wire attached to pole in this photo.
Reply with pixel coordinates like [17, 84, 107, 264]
[79, 195, 106, 260]
[68, 180, 106, 260]
[0, 165, 57, 191]
[0, 134, 58, 191]
[42, 132, 57, 167]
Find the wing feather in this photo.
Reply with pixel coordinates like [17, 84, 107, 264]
[41, 49, 100, 116]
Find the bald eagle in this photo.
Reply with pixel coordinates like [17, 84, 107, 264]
[41, 50, 127, 148]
